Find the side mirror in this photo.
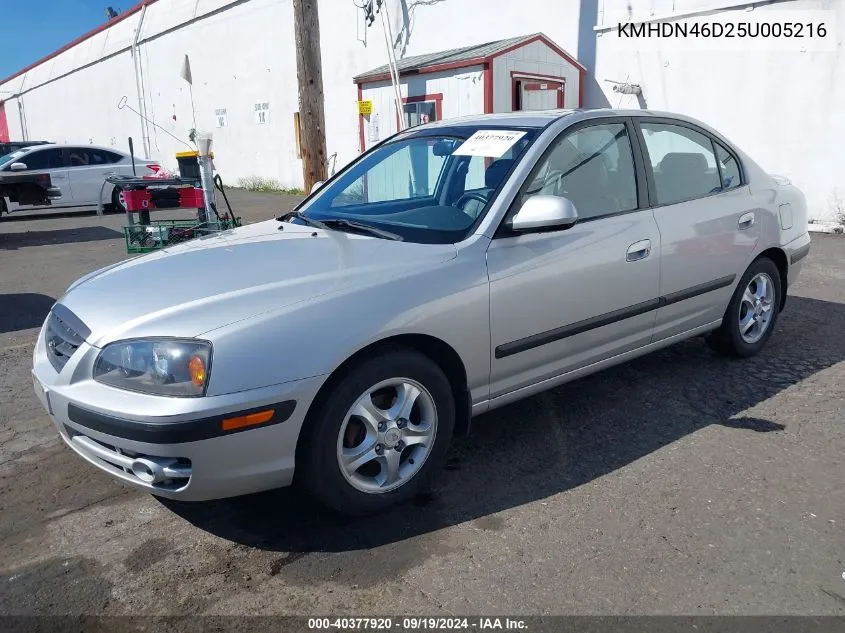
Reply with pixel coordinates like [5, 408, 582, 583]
[310, 180, 324, 194]
[9, 162, 28, 172]
[510, 195, 578, 232]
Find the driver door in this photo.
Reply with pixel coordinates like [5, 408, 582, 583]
[486, 118, 661, 401]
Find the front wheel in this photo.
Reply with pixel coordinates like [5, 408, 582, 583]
[707, 257, 782, 357]
[299, 349, 455, 515]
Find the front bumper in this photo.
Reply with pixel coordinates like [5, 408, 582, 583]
[32, 318, 325, 501]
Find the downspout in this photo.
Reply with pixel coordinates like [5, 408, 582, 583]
[132, 0, 151, 158]
[15, 74, 29, 140]
[17, 100, 27, 141]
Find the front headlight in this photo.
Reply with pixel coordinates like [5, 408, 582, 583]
[94, 339, 212, 397]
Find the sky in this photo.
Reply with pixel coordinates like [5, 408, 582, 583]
[0, 0, 137, 81]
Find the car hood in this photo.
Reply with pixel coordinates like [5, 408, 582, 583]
[59, 220, 457, 346]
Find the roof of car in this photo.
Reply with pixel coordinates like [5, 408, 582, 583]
[0, 140, 50, 146]
[17, 143, 126, 154]
[421, 108, 715, 130]
[422, 110, 577, 129]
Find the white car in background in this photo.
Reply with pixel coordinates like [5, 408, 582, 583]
[0, 144, 160, 216]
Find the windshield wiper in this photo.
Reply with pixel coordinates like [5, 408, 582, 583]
[276, 211, 331, 232]
[277, 211, 402, 241]
[321, 219, 403, 241]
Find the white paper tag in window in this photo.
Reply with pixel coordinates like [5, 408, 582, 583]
[452, 130, 527, 158]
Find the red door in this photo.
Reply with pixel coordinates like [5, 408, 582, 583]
[0, 102, 9, 143]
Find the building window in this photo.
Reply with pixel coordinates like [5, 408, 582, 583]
[403, 101, 437, 128]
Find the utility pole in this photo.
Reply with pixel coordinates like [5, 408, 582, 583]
[292, 0, 328, 194]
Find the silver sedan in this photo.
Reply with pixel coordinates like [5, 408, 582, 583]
[32, 109, 811, 515]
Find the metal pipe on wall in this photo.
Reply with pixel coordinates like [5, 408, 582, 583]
[17, 99, 27, 141]
[132, 0, 152, 159]
[379, 1, 405, 131]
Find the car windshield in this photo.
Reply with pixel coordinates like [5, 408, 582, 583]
[294, 126, 539, 244]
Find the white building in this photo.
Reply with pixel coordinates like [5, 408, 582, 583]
[0, 0, 842, 220]
[591, 0, 845, 223]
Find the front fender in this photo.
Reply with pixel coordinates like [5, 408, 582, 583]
[200, 244, 492, 401]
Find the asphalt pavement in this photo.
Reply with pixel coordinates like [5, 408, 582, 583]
[0, 192, 843, 617]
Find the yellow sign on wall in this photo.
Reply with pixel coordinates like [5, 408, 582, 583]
[357, 100, 374, 116]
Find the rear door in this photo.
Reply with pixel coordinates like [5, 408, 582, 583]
[2, 147, 68, 211]
[634, 118, 758, 341]
[65, 147, 124, 205]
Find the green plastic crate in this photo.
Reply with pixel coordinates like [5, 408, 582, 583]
[123, 217, 242, 254]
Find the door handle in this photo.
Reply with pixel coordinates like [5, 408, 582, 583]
[626, 239, 651, 262]
[103, 171, 117, 176]
[738, 212, 755, 229]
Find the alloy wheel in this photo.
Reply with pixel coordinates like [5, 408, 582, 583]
[738, 272, 775, 344]
[336, 378, 438, 494]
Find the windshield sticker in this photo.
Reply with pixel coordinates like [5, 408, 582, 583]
[452, 130, 527, 158]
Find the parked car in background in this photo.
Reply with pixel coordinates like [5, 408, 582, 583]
[0, 143, 160, 216]
[32, 109, 810, 515]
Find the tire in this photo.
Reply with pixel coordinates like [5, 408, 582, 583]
[706, 257, 782, 358]
[299, 348, 455, 516]
[109, 187, 124, 214]
[0, 197, 7, 220]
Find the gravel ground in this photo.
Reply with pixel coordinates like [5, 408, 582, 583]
[0, 193, 843, 617]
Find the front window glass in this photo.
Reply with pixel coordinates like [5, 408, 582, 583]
[298, 127, 537, 244]
[11, 148, 63, 171]
[515, 122, 638, 221]
[0, 150, 27, 169]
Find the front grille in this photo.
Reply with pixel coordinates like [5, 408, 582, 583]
[45, 310, 86, 373]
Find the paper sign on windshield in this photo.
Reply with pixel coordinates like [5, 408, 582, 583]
[452, 130, 527, 158]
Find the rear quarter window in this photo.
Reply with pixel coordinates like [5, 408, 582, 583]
[714, 142, 742, 190]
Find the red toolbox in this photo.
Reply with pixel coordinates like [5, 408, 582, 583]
[119, 186, 206, 212]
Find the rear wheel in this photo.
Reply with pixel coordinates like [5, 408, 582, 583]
[109, 186, 125, 214]
[299, 349, 455, 515]
[707, 257, 781, 357]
